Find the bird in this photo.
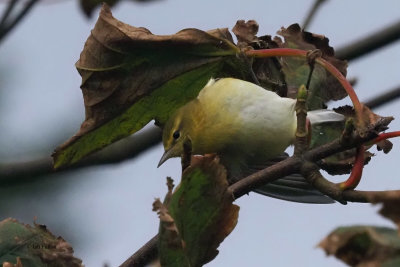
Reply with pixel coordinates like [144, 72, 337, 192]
[158, 78, 344, 203]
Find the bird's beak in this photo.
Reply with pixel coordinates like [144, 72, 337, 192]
[157, 148, 174, 168]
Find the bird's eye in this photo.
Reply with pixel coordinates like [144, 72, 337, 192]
[173, 130, 180, 139]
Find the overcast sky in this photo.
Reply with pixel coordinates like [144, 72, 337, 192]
[1, 0, 400, 266]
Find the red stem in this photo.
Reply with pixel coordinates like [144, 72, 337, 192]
[246, 48, 363, 119]
[373, 131, 400, 143]
[338, 145, 365, 190]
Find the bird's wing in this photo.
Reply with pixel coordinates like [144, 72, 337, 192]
[233, 155, 335, 204]
[253, 174, 335, 204]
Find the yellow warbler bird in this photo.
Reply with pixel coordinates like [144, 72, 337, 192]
[158, 78, 343, 203]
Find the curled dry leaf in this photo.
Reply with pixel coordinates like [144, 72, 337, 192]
[376, 139, 393, 154]
[334, 105, 394, 140]
[153, 198, 183, 250]
[232, 20, 259, 48]
[319, 226, 400, 267]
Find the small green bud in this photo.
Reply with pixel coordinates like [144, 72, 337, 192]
[297, 85, 308, 100]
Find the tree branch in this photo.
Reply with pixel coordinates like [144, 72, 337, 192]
[335, 19, 400, 61]
[0, 127, 162, 184]
[364, 85, 400, 109]
[302, 0, 328, 30]
[0, 0, 39, 44]
[0, 0, 19, 27]
[119, 234, 159, 267]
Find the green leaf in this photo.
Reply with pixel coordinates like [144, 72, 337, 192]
[53, 5, 246, 169]
[276, 24, 348, 109]
[155, 155, 239, 266]
[319, 225, 400, 267]
[0, 218, 82, 267]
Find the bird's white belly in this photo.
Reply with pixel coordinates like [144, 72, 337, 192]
[237, 98, 296, 160]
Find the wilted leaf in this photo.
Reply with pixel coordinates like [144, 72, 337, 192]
[319, 226, 400, 267]
[156, 155, 239, 266]
[232, 21, 288, 96]
[334, 105, 394, 141]
[309, 113, 372, 175]
[368, 191, 400, 232]
[0, 218, 82, 267]
[53, 4, 248, 169]
[312, 104, 393, 175]
[153, 196, 187, 267]
[232, 20, 259, 48]
[376, 139, 393, 154]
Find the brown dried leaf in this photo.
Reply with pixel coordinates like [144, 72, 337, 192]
[334, 105, 394, 138]
[377, 139, 393, 154]
[232, 22, 287, 96]
[319, 150, 372, 175]
[153, 198, 182, 250]
[319, 226, 400, 267]
[368, 191, 400, 232]
[232, 20, 259, 48]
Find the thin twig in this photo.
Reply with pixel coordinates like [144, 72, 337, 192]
[335, 19, 400, 61]
[0, 0, 19, 27]
[119, 235, 159, 267]
[302, 0, 328, 30]
[0, 0, 39, 44]
[364, 85, 400, 109]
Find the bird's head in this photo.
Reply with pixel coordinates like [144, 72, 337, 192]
[158, 107, 191, 167]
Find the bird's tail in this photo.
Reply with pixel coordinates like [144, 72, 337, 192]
[307, 109, 344, 125]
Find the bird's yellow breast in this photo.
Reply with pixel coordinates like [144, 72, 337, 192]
[190, 78, 297, 162]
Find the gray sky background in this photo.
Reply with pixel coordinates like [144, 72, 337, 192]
[0, 0, 400, 266]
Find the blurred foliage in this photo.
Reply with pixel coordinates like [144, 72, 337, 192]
[0, 218, 83, 267]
